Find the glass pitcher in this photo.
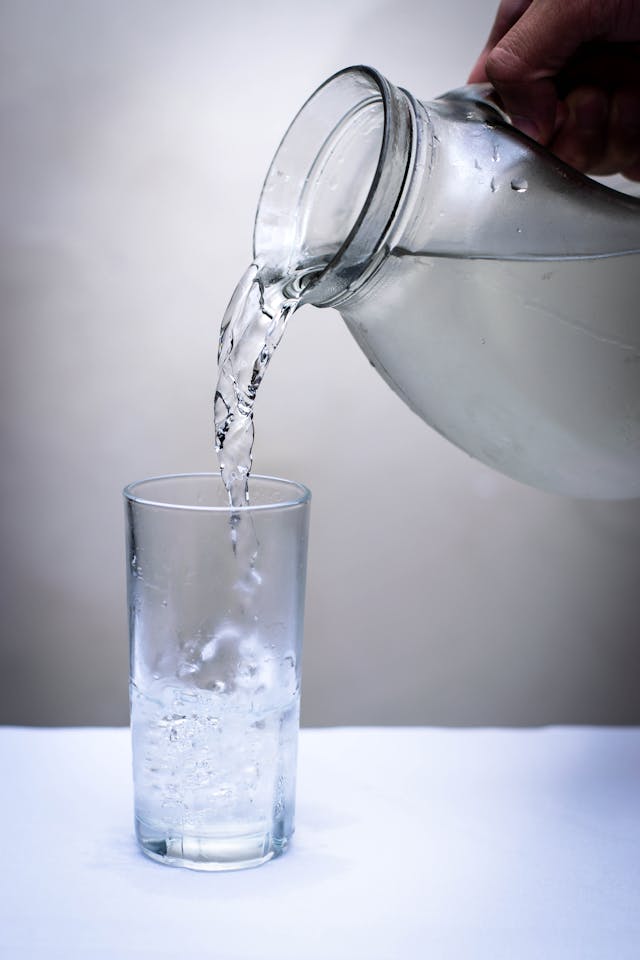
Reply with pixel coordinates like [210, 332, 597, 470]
[254, 65, 640, 499]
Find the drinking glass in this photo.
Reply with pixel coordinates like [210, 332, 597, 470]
[124, 473, 310, 871]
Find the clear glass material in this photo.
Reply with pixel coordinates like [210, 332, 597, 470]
[255, 66, 640, 499]
[124, 474, 310, 871]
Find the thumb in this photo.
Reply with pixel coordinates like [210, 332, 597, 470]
[484, 65, 558, 143]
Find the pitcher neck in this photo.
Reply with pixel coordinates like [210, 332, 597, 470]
[253, 65, 420, 306]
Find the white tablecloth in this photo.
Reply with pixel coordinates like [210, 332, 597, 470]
[2, 726, 639, 959]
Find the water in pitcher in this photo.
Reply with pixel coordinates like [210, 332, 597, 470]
[339, 248, 640, 496]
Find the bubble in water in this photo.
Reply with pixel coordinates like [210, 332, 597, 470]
[236, 566, 263, 594]
[213, 623, 242, 647]
[511, 177, 528, 193]
[238, 660, 259, 681]
[279, 653, 298, 696]
[177, 662, 199, 680]
[131, 676, 300, 843]
[199, 638, 217, 662]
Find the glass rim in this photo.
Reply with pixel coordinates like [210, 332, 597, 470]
[123, 473, 311, 512]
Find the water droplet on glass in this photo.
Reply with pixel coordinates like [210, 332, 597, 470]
[511, 177, 528, 193]
[490, 177, 497, 193]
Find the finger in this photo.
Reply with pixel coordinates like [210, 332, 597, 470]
[555, 42, 640, 99]
[550, 46, 640, 174]
[608, 85, 640, 176]
[483, 0, 536, 51]
[622, 161, 640, 182]
[468, 0, 534, 82]
[482, 0, 640, 144]
[483, 0, 606, 143]
[550, 83, 640, 178]
[488, 0, 640, 85]
[549, 86, 610, 173]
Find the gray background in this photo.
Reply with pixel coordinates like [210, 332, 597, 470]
[1, 0, 639, 727]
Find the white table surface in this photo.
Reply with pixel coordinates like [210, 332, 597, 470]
[2, 726, 639, 959]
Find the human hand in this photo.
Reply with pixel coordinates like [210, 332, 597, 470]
[469, 0, 640, 179]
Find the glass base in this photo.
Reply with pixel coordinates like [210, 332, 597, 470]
[135, 816, 289, 871]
